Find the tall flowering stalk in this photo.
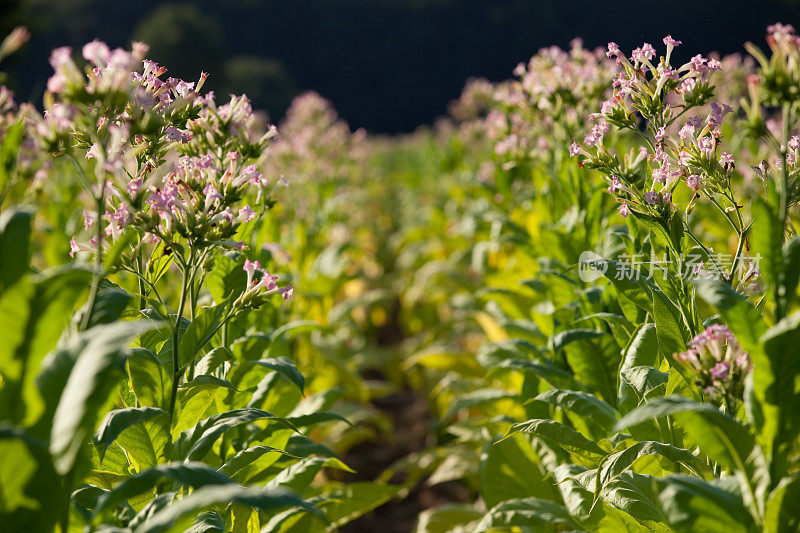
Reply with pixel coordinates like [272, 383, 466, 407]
[36, 40, 291, 420]
[570, 35, 758, 310]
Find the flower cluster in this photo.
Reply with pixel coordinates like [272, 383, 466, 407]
[571, 36, 739, 219]
[677, 324, 752, 405]
[486, 38, 618, 166]
[37, 39, 292, 306]
[231, 258, 293, 314]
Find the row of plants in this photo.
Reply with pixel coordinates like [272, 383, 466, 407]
[1, 21, 800, 532]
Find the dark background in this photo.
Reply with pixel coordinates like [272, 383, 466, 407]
[2, 0, 800, 133]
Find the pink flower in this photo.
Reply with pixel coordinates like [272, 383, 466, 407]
[49, 46, 72, 69]
[82, 40, 110, 66]
[83, 210, 95, 230]
[69, 236, 79, 258]
[631, 43, 656, 63]
[238, 205, 257, 223]
[686, 174, 702, 191]
[244, 259, 261, 286]
[644, 191, 659, 204]
[720, 152, 734, 166]
[698, 136, 714, 155]
[788, 136, 800, 151]
[608, 176, 622, 193]
[569, 142, 580, 156]
[710, 361, 730, 380]
[281, 284, 294, 301]
[618, 202, 630, 218]
[606, 42, 620, 58]
[690, 54, 708, 72]
[663, 35, 682, 48]
[127, 177, 143, 197]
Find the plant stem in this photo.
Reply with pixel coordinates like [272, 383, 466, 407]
[80, 183, 106, 331]
[167, 266, 190, 420]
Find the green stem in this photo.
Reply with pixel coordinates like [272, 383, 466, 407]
[80, 183, 106, 331]
[167, 266, 190, 421]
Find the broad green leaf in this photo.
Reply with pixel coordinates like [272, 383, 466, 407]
[764, 474, 800, 533]
[115, 411, 170, 472]
[414, 504, 482, 533]
[179, 302, 227, 367]
[549, 328, 606, 353]
[93, 462, 233, 518]
[206, 252, 246, 304]
[615, 396, 755, 473]
[531, 389, 619, 433]
[219, 446, 292, 481]
[50, 321, 153, 475]
[479, 434, 556, 507]
[311, 482, 399, 529]
[94, 406, 164, 458]
[443, 388, 517, 421]
[475, 497, 576, 532]
[127, 348, 168, 409]
[658, 475, 754, 533]
[173, 408, 286, 461]
[0, 266, 93, 424]
[238, 358, 305, 393]
[134, 485, 317, 533]
[505, 419, 608, 464]
[0, 207, 32, 293]
[0, 424, 64, 531]
[756, 313, 800, 481]
[266, 456, 353, 494]
[597, 441, 704, 490]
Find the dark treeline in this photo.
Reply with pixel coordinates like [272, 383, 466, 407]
[2, 0, 800, 132]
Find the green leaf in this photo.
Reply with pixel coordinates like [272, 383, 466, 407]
[127, 348, 168, 409]
[549, 328, 606, 353]
[94, 406, 165, 458]
[615, 396, 755, 473]
[475, 497, 576, 532]
[0, 119, 25, 199]
[764, 474, 800, 533]
[134, 485, 317, 533]
[597, 441, 704, 491]
[219, 445, 292, 481]
[751, 197, 783, 314]
[695, 279, 767, 356]
[758, 313, 800, 481]
[311, 482, 398, 529]
[0, 207, 33, 293]
[50, 321, 153, 475]
[206, 252, 246, 304]
[658, 475, 754, 533]
[93, 461, 233, 519]
[238, 358, 305, 393]
[505, 419, 608, 464]
[479, 434, 556, 507]
[179, 302, 227, 367]
[781, 236, 800, 309]
[443, 388, 517, 421]
[414, 504, 482, 533]
[488, 357, 588, 391]
[115, 410, 170, 472]
[0, 424, 64, 531]
[530, 389, 619, 433]
[173, 408, 286, 461]
[266, 456, 353, 494]
[0, 266, 93, 424]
